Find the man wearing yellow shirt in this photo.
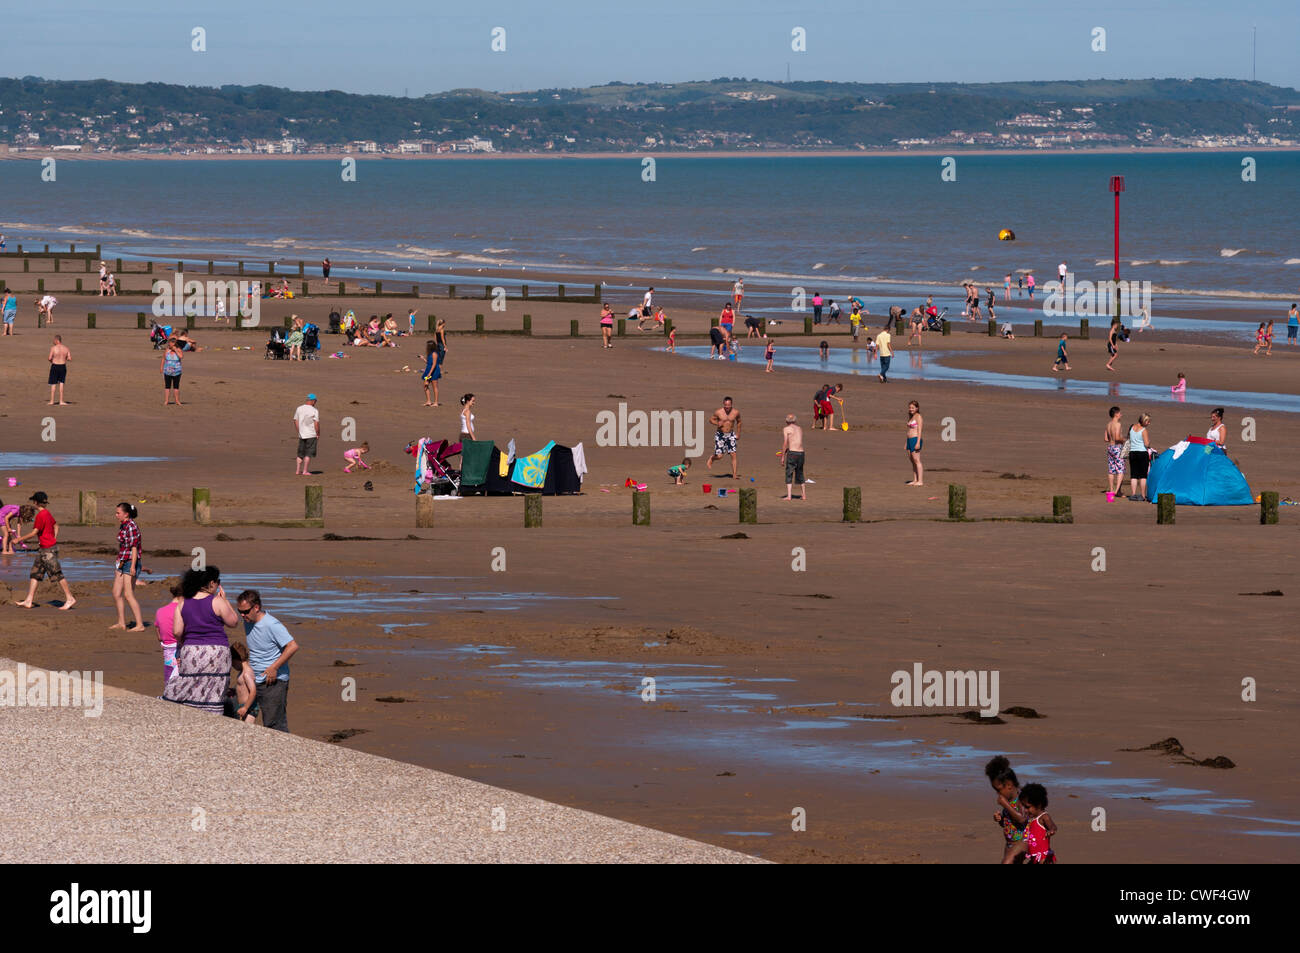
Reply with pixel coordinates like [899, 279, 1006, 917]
[875, 327, 893, 382]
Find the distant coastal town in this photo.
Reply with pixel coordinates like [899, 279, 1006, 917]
[2, 76, 1297, 156]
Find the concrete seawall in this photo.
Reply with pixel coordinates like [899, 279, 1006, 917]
[0, 658, 760, 864]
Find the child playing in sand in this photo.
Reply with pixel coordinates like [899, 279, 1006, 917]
[154, 582, 184, 686]
[1051, 333, 1071, 372]
[344, 442, 371, 473]
[667, 457, 691, 485]
[1171, 371, 1187, 399]
[0, 501, 32, 555]
[1018, 783, 1057, 864]
[764, 339, 775, 372]
[985, 755, 1027, 864]
[228, 641, 260, 723]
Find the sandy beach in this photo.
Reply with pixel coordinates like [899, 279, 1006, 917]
[1, 270, 1297, 864]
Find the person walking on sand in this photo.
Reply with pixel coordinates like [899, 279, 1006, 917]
[1127, 413, 1155, 501]
[764, 338, 775, 372]
[12, 491, 76, 610]
[1058, 260, 1068, 288]
[47, 334, 70, 405]
[599, 303, 614, 348]
[812, 291, 823, 325]
[732, 278, 744, 310]
[293, 394, 320, 475]
[2, 291, 16, 336]
[1004, 273, 1012, 302]
[706, 396, 742, 479]
[642, 287, 654, 318]
[1105, 406, 1125, 500]
[161, 338, 183, 406]
[780, 414, 805, 500]
[906, 401, 924, 486]
[1105, 318, 1123, 371]
[1253, 321, 1267, 354]
[236, 590, 300, 733]
[1287, 304, 1299, 346]
[422, 339, 441, 406]
[1264, 319, 1275, 356]
[110, 502, 144, 631]
[875, 325, 893, 383]
[1052, 332, 1071, 371]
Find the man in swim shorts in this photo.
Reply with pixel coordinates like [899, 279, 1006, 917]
[1105, 406, 1125, 498]
[48, 335, 70, 405]
[732, 278, 744, 309]
[780, 414, 806, 500]
[706, 396, 742, 478]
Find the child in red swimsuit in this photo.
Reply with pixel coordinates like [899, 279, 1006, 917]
[1018, 783, 1057, 864]
[985, 755, 1027, 864]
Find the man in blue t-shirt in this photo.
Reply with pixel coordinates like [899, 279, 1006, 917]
[236, 589, 300, 732]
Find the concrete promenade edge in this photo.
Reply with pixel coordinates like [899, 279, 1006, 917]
[0, 658, 761, 864]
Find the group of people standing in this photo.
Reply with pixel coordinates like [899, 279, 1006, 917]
[157, 568, 298, 731]
[1105, 405, 1228, 502]
[8, 488, 300, 731]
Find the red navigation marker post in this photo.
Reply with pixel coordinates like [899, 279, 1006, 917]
[1109, 175, 1125, 322]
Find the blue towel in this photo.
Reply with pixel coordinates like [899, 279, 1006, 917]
[511, 441, 555, 488]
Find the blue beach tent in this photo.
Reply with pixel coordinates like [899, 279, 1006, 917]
[1145, 437, 1252, 505]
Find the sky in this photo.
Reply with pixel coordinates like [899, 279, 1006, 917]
[4, 0, 1297, 95]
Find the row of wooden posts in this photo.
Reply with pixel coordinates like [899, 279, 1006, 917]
[73, 484, 1284, 528]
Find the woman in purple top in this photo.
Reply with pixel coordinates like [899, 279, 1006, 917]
[161, 567, 239, 715]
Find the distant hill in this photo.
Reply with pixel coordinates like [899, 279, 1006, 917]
[2, 76, 1297, 153]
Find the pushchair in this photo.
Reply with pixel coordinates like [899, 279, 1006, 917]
[925, 307, 948, 332]
[328, 311, 342, 334]
[149, 319, 173, 349]
[407, 438, 463, 495]
[265, 327, 288, 360]
[302, 323, 320, 360]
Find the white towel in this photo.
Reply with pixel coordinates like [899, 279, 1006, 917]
[1170, 440, 1190, 460]
[571, 442, 588, 480]
[506, 438, 517, 463]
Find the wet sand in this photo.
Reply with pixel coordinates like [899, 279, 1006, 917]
[1, 288, 1297, 863]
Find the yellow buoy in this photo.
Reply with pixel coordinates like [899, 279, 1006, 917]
[997, 228, 1016, 241]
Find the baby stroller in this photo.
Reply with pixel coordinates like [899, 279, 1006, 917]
[407, 438, 463, 495]
[925, 307, 948, 332]
[328, 311, 342, 334]
[302, 323, 320, 360]
[265, 327, 288, 360]
[149, 319, 173, 349]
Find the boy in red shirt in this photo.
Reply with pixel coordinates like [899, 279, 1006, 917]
[13, 491, 76, 610]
